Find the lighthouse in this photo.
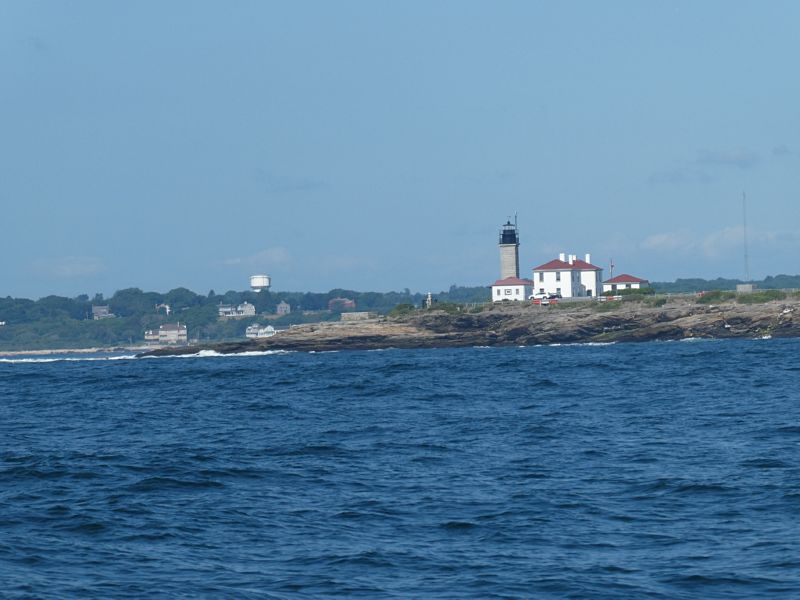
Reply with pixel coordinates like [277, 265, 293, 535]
[498, 218, 520, 279]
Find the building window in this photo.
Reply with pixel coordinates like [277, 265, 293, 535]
[556, 287, 561, 295]
[538, 272, 544, 282]
[556, 272, 561, 282]
[496, 289, 500, 296]
[515, 288, 520, 295]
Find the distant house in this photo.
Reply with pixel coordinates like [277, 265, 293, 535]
[532, 253, 603, 298]
[491, 277, 534, 302]
[245, 324, 276, 339]
[328, 297, 356, 312]
[340, 311, 378, 321]
[276, 300, 291, 315]
[91, 305, 114, 320]
[602, 274, 649, 293]
[157, 323, 188, 344]
[218, 302, 257, 319]
[144, 329, 160, 343]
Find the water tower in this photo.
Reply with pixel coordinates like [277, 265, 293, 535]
[498, 218, 520, 279]
[250, 274, 271, 292]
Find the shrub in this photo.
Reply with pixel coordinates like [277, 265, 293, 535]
[389, 303, 416, 317]
[616, 287, 655, 296]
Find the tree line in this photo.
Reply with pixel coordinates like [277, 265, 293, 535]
[0, 285, 490, 350]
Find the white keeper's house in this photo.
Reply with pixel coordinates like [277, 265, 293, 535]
[602, 274, 649, 293]
[532, 253, 603, 298]
[491, 276, 534, 302]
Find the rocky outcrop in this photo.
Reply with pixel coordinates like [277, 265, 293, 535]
[138, 297, 800, 357]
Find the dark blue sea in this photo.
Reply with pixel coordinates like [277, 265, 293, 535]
[2, 339, 799, 599]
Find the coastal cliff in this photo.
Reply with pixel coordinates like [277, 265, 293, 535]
[138, 296, 800, 357]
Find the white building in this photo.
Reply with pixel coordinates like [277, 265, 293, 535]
[531, 253, 603, 298]
[250, 274, 271, 292]
[157, 323, 188, 344]
[602, 274, 649, 293]
[218, 302, 257, 319]
[276, 300, 291, 315]
[340, 311, 379, 321]
[491, 276, 534, 302]
[245, 324, 276, 339]
[91, 305, 114, 320]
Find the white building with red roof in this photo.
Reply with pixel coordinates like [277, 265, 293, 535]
[491, 276, 534, 302]
[602, 274, 649, 293]
[531, 253, 603, 298]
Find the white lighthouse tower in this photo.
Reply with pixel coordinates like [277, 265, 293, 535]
[498, 218, 520, 279]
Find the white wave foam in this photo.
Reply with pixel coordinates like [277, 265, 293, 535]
[161, 349, 294, 359]
[0, 354, 138, 364]
[547, 342, 616, 347]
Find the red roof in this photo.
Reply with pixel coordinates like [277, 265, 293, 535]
[492, 277, 533, 286]
[532, 258, 602, 271]
[603, 273, 648, 284]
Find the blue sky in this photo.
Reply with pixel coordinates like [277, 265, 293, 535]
[2, 1, 799, 298]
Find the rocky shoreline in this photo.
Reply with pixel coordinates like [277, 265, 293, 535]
[138, 296, 800, 357]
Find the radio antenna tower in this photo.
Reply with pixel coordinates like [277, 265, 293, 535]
[742, 192, 750, 282]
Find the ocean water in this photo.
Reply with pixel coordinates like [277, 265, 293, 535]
[1, 340, 799, 599]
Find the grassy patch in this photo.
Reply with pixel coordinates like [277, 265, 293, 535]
[736, 289, 787, 303]
[613, 288, 655, 297]
[643, 296, 667, 307]
[592, 301, 623, 311]
[696, 291, 736, 304]
[551, 302, 578, 310]
[429, 302, 463, 315]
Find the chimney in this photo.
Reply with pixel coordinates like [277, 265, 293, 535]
[568, 254, 574, 265]
[585, 253, 591, 264]
[559, 252, 566, 262]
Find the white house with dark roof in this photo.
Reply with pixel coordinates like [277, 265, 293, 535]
[491, 276, 534, 302]
[603, 274, 649, 293]
[531, 253, 603, 298]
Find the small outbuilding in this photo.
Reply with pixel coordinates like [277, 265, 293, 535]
[491, 276, 534, 302]
[602, 274, 649, 293]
